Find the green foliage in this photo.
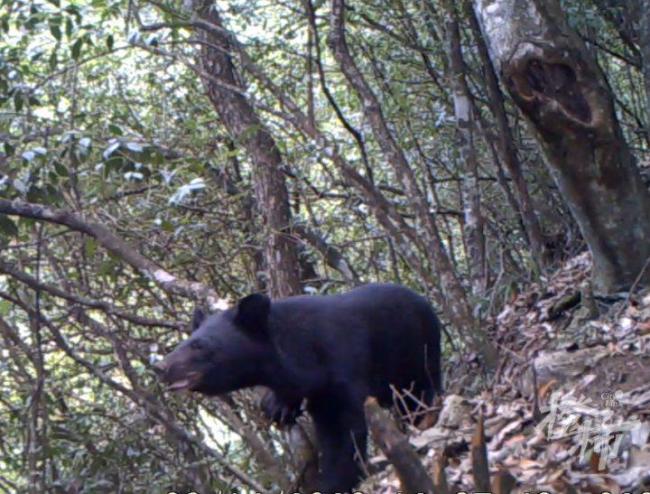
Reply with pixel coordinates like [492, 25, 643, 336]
[0, 0, 648, 491]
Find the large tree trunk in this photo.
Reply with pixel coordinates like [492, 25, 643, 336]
[190, 4, 316, 492]
[474, 0, 650, 294]
[194, 0, 301, 299]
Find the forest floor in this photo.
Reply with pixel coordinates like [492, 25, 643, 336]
[363, 252, 650, 493]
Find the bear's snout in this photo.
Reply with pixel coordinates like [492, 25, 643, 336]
[155, 349, 204, 392]
[153, 359, 168, 374]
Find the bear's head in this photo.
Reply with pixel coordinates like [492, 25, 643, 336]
[156, 293, 272, 396]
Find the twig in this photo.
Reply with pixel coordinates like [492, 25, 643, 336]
[0, 199, 226, 308]
[365, 397, 437, 493]
[471, 413, 490, 491]
[0, 260, 181, 329]
[615, 256, 650, 319]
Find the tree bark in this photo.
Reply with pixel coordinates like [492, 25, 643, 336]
[443, 0, 487, 295]
[193, 0, 301, 298]
[639, 0, 650, 130]
[591, 0, 650, 137]
[465, 1, 548, 269]
[210, 158, 358, 285]
[190, 6, 485, 359]
[0, 199, 227, 307]
[365, 398, 437, 494]
[329, 0, 497, 367]
[591, 0, 642, 64]
[474, 0, 650, 294]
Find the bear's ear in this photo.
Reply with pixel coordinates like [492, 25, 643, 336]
[234, 293, 270, 334]
[190, 307, 207, 332]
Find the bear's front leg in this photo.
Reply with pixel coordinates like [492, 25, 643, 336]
[260, 389, 303, 426]
[309, 396, 367, 494]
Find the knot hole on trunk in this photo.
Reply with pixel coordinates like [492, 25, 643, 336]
[513, 58, 592, 125]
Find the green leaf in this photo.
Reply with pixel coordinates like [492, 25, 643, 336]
[22, 147, 46, 162]
[160, 219, 174, 232]
[64, 4, 82, 23]
[71, 38, 83, 60]
[49, 50, 58, 70]
[26, 185, 46, 203]
[13, 90, 23, 112]
[84, 238, 97, 257]
[11, 178, 27, 194]
[44, 184, 62, 204]
[45, 0, 61, 6]
[31, 50, 45, 63]
[125, 141, 143, 153]
[99, 258, 116, 277]
[49, 22, 61, 40]
[0, 215, 19, 237]
[65, 17, 73, 37]
[104, 156, 125, 173]
[54, 160, 68, 177]
[108, 124, 123, 136]
[3, 142, 15, 157]
[149, 149, 164, 165]
[127, 31, 141, 44]
[103, 141, 121, 159]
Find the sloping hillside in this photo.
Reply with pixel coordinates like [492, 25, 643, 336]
[365, 253, 650, 493]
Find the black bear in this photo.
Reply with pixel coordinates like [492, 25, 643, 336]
[156, 283, 442, 493]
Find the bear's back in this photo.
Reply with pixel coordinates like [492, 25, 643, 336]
[267, 283, 440, 399]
